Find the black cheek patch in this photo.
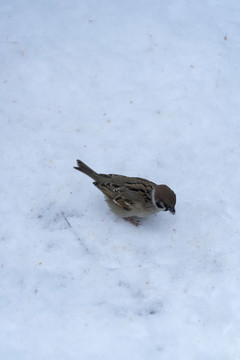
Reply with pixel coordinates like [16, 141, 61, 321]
[156, 202, 164, 209]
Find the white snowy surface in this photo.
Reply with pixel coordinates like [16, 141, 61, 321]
[1, 0, 240, 359]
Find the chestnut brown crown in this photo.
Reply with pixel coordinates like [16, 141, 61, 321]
[154, 185, 176, 214]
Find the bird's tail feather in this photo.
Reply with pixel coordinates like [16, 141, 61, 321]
[74, 160, 99, 180]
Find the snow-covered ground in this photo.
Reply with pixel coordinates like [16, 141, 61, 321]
[1, 0, 240, 358]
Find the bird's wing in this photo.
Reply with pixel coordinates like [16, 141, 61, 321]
[93, 180, 153, 211]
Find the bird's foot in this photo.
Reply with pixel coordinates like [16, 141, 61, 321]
[124, 217, 141, 226]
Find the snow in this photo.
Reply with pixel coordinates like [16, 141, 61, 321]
[1, 0, 240, 358]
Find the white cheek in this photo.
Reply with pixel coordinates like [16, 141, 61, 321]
[151, 189, 160, 210]
[152, 189, 166, 211]
[151, 188, 155, 204]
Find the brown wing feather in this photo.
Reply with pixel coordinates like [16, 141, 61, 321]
[93, 182, 116, 200]
[93, 182, 137, 211]
[113, 195, 134, 211]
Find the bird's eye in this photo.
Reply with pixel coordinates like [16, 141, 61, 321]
[156, 201, 165, 209]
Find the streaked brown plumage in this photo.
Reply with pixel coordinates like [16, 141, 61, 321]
[74, 160, 176, 220]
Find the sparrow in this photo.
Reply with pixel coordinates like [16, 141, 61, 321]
[74, 160, 176, 224]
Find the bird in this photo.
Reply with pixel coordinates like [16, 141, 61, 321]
[74, 159, 176, 225]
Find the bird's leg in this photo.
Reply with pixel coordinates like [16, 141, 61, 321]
[124, 217, 141, 226]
